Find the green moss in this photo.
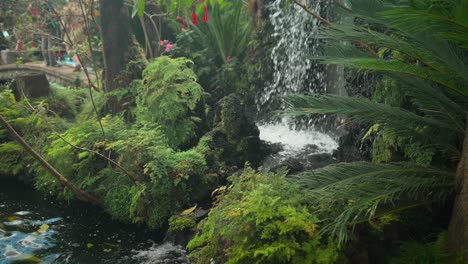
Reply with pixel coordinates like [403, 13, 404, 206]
[168, 213, 197, 233]
[103, 182, 133, 223]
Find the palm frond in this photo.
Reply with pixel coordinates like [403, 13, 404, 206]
[392, 75, 465, 132]
[290, 162, 454, 244]
[318, 57, 467, 96]
[193, 1, 251, 64]
[380, 2, 468, 49]
[316, 0, 468, 95]
[318, 23, 468, 86]
[284, 94, 462, 133]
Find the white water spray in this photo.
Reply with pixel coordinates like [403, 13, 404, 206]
[257, 0, 337, 157]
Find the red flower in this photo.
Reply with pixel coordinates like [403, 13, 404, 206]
[192, 11, 198, 25]
[31, 42, 36, 48]
[203, 5, 208, 23]
[180, 21, 187, 31]
[17, 41, 24, 51]
[32, 7, 39, 18]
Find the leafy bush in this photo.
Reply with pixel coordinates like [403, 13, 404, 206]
[136, 56, 205, 149]
[391, 233, 464, 264]
[0, 85, 69, 177]
[188, 167, 341, 264]
[0, 87, 27, 175]
[36, 109, 210, 228]
[173, 1, 252, 101]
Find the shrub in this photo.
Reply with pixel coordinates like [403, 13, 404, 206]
[136, 56, 205, 148]
[188, 167, 341, 264]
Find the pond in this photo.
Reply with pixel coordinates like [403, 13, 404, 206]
[0, 178, 188, 264]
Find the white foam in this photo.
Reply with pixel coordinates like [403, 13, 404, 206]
[131, 242, 188, 264]
[258, 122, 338, 154]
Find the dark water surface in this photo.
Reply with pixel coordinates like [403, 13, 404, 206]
[0, 178, 188, 264]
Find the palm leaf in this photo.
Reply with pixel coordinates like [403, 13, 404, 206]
[380, 1, 468, 49]
[318, 57, 467, 96]
[290, 162, 454, 244]
[284, 94, 461, 133]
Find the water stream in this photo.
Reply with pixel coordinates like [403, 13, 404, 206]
[257, 0, 338, 165]
[0, 178, 187, 264]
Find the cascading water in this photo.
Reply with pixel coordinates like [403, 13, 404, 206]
[256, 0, 339, 167]
[256, 0, 324, 108]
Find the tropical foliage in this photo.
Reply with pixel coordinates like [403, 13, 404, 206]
[0, 56, 211, 229]
[285, 0, 467, 246]
[188, 167, 342, 264]
[2, 0, 467, 262]
[136, 56, 206, 148]
[173, 0, 252, 101]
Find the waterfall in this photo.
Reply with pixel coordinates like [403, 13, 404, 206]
[256, 0, 339, 164]
[256, 0, 325, 110]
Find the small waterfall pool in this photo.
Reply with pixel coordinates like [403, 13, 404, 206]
[0, 179, 187, 264]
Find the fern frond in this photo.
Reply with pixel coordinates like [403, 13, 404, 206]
[290, 162, 454, 244]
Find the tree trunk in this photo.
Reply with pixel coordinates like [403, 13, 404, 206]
[99, 0, 136, 92]
[0, 114, 102, 205]
[447, 116, 468, 258]
[99, 0, 145, 115]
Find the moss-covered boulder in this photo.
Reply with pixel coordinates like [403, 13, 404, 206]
[210, 94, 266, 167]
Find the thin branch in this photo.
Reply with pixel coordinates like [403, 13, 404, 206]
[45, 0, 106, 141]
[0, 113, 101, 205]
[291, 0, 379, 58]
[53, 133, 139, 185]
[291, 0, 330, 25]
[77, 0, 102, 86]
[334, 1, 352, 13]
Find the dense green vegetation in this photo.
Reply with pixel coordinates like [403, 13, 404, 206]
[188, 167, 342, 264]
[0, 0, 467, 262]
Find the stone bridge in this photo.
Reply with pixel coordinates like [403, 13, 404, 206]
[0, 62, 95, 87]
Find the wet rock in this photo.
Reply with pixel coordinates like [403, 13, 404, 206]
[18, 237, 40, 248]
[210, 94, 269, 167]
[166, 207, 209, 246]
[12, 73, 50, 100]
[334, 123, 372, 162]
[304, 153, 336, 170]
[5, 250, 19, 257]
[282, 158, 305, 174]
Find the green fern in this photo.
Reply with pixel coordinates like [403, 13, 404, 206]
[188, 167, 342, 264]
[136, 56, 204, 148]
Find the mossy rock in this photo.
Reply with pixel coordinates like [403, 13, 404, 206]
[168, 213, 197, 233]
